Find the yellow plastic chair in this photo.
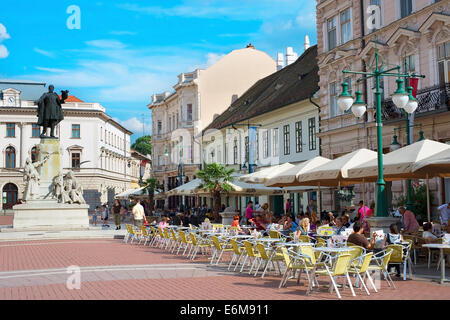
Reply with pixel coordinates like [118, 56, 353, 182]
[367, 248, 395, 289]
[189, 233, 212, 260]
[279, 247, 317, 289]
[269, 230, 282, 239]
[387, 243, 413, 281]
[139, 226, 151, 245]
[310, 252, 355, 299]
[254, 243, 283, 278]
[149, 226, 160, 247]
[298, 235, 311, 243]
[210, 236, 233, 265]
[348, 252, 375, 295]
[162, 228, 172, 250]
[177, 230, 193, 256]
[228, 239, 245, 271]
[169, 228, 182, 253]
[241, 241, 261, 274]
[124, 224, 134, 243]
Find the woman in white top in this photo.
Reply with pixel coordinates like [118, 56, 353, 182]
[422, 222, 439, 243]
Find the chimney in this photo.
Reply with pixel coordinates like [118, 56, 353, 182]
[285, 47, 298, 66]
[276, 53, 285, 71]
[304, 35, 311, 51]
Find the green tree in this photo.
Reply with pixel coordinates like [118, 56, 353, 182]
[395, 183, 433, 223]
[142, 177, 163, 215]
[131, 135, 152, 156]
[196, 163, 234, 222]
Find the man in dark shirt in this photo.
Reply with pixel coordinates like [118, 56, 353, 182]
[347, 221, 376, 250]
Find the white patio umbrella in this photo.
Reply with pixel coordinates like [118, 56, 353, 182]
[264, 156, 332, 213]
[412, 148, 450, 177]
[238, 163, 295, 184]
[348, 140, 450, 222]
[347, 139, 450, 181]
[412, 147, 450, 222]
[297, 149, 378, 214]
[168, 174, 285, 197]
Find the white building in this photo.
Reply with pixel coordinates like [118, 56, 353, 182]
[0, 80, 138, 211]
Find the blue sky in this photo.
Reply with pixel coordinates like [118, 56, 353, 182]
[0, 0, 317, 142]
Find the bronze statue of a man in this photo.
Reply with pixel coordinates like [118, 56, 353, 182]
[36, 85, 68, 138]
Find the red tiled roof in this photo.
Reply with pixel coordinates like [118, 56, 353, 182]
[59, 95, 84, 103]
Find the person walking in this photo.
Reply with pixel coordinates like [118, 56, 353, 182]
[132, 199, 146, 228]
[245, 201, 254, 226]
[112, 199, 122, 230]
[92, 206, 99, 226]
[101, 204, 110, 228]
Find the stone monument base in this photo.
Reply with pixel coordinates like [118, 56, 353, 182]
[12, 200, 90, 231]
[366, 217, 402, 234]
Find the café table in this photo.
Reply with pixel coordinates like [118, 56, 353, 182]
[422, 243, 450, 284]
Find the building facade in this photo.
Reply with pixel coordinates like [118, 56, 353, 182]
[316, 0, 450, 213]
[202, 45, 320, 215]
[149, 45, 278, 209]
[0, 80, 139, 211]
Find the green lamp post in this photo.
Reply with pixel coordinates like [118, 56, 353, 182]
[337, 40, 424, 217]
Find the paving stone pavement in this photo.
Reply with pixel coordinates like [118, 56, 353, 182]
[0, 239, 449, 300]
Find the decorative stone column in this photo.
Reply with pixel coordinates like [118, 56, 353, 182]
[366, 217, 402, 234]
[220, 207, 239, 225]
[36, 139, 62, 200]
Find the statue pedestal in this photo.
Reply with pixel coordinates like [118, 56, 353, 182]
[220, 210, 239, 225]
[12, 200, 89, 231]
[366, 217, 402, 234]
[37, 139, 62, 199]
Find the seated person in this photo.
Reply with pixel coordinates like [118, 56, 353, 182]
[328, 212, 336, 226]
[347, 221, 377, 250]
[398, 206, 420, 234]
[158, 217, 170, 229]
[295, 218, 310, 237]
[321, 216, 333, 227]
[311, 219, 321, 233]
[382, 223, 404, 277]
[382, 223, 403, 247]
[334, 217, 346, 235]
[282, 215, 298, 235]
[251, 215, 267, 232]
[422, 222, 439, 243]
[342, 214, 351, 228]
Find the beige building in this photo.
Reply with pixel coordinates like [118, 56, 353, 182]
[202, 45, 320, 215]
[316, 0, 450, 214]
[149, 45, 277, 209]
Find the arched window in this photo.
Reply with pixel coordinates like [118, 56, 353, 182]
[5, 147, 16, 168]
[2, 183, 18, 209]
[31, 146, 37, 163]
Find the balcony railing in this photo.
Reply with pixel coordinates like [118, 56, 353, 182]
[381, 83, 450, 121]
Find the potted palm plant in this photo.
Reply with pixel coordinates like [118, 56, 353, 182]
[196, 163, 235, 223]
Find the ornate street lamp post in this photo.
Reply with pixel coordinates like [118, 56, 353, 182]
[337, 43, 425, 217]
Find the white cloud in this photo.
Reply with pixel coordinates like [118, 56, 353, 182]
[0, 44, 9, 59]
[35, 66, 69, 73]
[205, 53, 225, 67]
[109, 30, 137, 36]
[0, 23, 10, 59]
[34, 48, 55, 58]
[86, 39, 127, 49]
[113, 117, 152, 135]
[0, 23, 10, 41]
